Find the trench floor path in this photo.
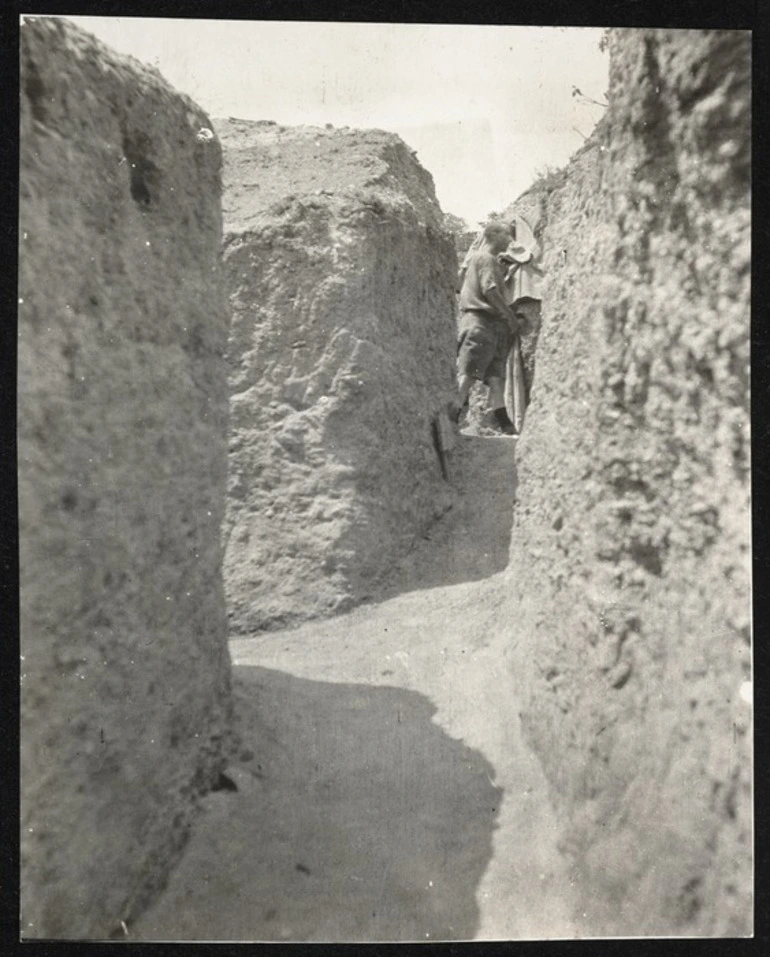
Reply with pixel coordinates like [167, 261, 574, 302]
[133, 435, 579, 942]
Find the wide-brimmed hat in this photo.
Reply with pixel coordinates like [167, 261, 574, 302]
[506, 242, 533, 264]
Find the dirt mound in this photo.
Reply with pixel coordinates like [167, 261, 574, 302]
[217, 117, 446, 233]
[19, 18, 232, 939]
[503, 29, 751, 935]
[217, 118, 458, 634]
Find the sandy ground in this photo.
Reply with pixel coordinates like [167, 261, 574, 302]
[132, 435, 581, 942]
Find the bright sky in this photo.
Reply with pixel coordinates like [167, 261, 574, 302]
[64, 17, 609, 224]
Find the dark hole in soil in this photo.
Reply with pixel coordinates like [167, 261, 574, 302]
[60, 490, 78, 511]
[628, 540, 663, 576]
[24, 60, 47, 123]
[122, 130, 162, 207]
[210, 772, 238, 793]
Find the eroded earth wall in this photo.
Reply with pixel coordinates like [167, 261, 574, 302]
[19, 19, 232, 938]
[505, 29, 751, 935]
[218, 119, 458, 633]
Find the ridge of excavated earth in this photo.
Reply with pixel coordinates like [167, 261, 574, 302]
[131, 435, 583, 942]
[214, 117, 445, 233]
[217, 115, 459, 636]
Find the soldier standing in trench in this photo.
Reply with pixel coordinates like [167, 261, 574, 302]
[454, 221, 519, 435]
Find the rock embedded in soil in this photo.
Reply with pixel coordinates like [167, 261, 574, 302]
[19, 18, 232, 939]
[504, 28, 751, 936]
[217, 117, 458, 634]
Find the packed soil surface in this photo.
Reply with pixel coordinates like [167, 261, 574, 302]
[132, 434, 581, 942]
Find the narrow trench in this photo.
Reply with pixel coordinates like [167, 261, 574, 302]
[21, 22, 753, 944]
[133, 407, 578, 942]
[131, 136, 569, 940]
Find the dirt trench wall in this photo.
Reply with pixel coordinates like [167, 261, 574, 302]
[19, 19, 232, 938]
[218, 119, 458, 634]
[505, 30, 751, 935]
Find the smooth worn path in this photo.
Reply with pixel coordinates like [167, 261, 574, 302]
[133, 435, 579, 942]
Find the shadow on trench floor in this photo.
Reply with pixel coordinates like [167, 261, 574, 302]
[373, 434, 518, 602]
[133, 664, 502, 942]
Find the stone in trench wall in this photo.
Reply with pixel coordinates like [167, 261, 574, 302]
[19, 18, 232, 939]
[218, 119, 458, 634]
[505, 29, 751, 936]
